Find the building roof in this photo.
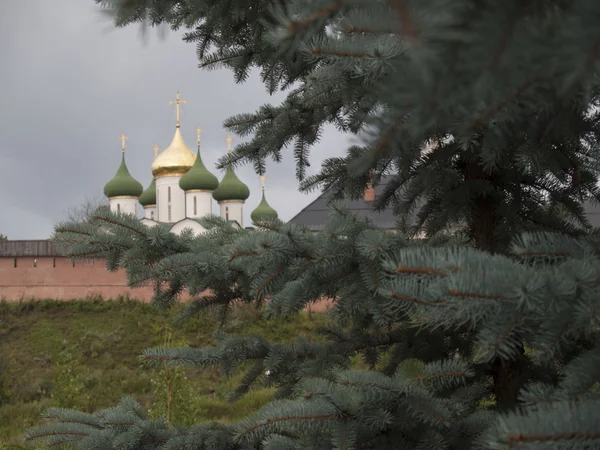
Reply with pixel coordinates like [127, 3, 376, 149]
[103, 154, 143, 199]
[0, 240, 62, 257]
[151, 125, 196, 178]
[251, 191, 278, 222]
[289, 175, 398, 231]
[583, 201, 600, 228]
[139, 178, 157, 206]
[179, 148, 219, 192]
[289, 176, 600, 231]
[212, 167, 250, 202]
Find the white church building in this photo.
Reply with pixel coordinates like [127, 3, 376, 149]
[102, 92, 278, 235]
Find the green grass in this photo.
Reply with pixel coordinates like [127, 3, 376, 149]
[0, 297, 327, 446]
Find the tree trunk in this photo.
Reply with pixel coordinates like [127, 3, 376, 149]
[464, 161, 496, 253]
[473, 196, 496, 253]
[491, 354, 526, 410]
[463, 159, 525, 411]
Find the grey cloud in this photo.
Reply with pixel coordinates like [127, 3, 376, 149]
[0, 0, 349, 239]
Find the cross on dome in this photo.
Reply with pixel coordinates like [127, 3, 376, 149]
[119, 133, 128, 153]
[169, 91, 187, 126]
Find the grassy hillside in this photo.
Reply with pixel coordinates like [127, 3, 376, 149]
[0, 298, 327, 447]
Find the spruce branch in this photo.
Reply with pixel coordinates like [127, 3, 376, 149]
[390, 0, 419, 42]
[53, 226, 93, 237]
[388, 290, 445, 306]
[89, 211, 149, 238]
[447, 289, 507, 301]
[403, 393, 451, 426]
[344, 25, 401, 36]
[237, 411, 338, 439]
[484, 398, 600, 448]
[39, 0, 600, 446]
[287, 0, 347, 36]
[199, 48, 260, 70]
[256, 264, 287, 293]
[470, 76, 538, 130]
[311, 47, 378, 58]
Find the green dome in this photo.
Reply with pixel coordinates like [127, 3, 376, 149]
[179, 150, 219, 192]
[212, 167, 250, 202]
[251, 191, 278, 222]
[104, 155, 143, 198]
[139, 178, 157, 206]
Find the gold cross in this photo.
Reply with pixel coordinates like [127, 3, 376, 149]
[225, 136, 233, 153]
[196, 125, 202, 147]
[119, 132, 128, 153]
[259, 175, 266, 191]
[169, 91, 187, 125]
[153, 144, 160, 159]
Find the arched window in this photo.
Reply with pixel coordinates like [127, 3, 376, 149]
[225, 206, 229, 221]
[150, 210, 154, 220]
[193, 196, 197, 216]
[117, 203, 120, 214]
[168, 186, 171, 202]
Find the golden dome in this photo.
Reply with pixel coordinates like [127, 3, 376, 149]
[151, 126, 196, 178]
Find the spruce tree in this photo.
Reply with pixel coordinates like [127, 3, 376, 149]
[27, 0, 600, 448]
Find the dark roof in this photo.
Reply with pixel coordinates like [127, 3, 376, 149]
[289, 175, 398, 231]
[583, 201, 600, 228]
[289, 176, 600, 231]
[0, 240, 63, 257]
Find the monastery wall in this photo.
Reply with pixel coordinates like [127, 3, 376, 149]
[0, 241, 332, 310]
[0, 240, 159, 301]
[0, 256, 157, 302]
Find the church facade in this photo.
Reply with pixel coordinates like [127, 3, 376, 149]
[103, 92, 278, 235]
[0, 92, 282, 302]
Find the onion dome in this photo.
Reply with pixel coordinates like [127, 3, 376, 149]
[104, 153, 143, 198]
[212, 136, 250, 202]
[212, 167, 250, 202]
[251, 191, 278, 221]
[151, 126, 196, 178]
[139, 178, 157, 206]
[179, 148, 219, 191]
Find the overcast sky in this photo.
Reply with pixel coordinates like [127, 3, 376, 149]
[0, 1, 349, 239]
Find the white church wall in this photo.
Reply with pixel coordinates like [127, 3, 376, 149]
[219, 201, 244, 228]
[143, 206, 156, 220]
[185, 191, 212, 219]
[109, 197, 138, 216]
[156, 176, 185, 223]
[169, 219, 206, 236]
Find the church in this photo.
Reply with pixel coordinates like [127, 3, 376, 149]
[103, 92, 279, 235]
[3, 91, 600, 302]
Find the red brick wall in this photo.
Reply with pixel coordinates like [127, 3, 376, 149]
[0, 256, 333, 311]
[0, 256, 157, 301]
